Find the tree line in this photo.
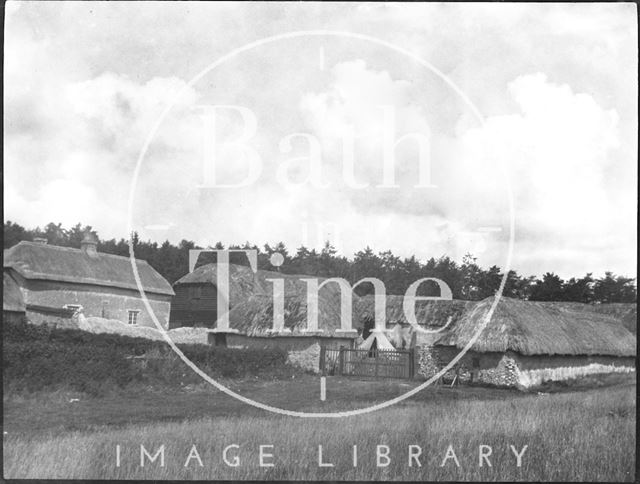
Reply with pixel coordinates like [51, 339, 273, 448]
[4, 221, 637, 303]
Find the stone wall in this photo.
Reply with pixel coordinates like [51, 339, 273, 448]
[17, 277, 171, 328]
[417, 345, 636, 389]
[417, 345, 475, 383]
[219, 335, 355, 374]
[225, 333, 355, 351]
[286, 342, 321, 373]
[474, 353, 519, 387]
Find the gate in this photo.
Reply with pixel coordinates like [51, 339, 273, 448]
[320, 346, 414, 379]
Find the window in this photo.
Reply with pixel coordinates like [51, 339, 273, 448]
[101, 301, 109, 319]
[128, 310, 140, 325]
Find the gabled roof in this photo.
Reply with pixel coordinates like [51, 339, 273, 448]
[4, 241, 174, 296]
[3, 272, 25, 312]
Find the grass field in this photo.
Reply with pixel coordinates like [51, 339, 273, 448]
[3, 375, 636, 481]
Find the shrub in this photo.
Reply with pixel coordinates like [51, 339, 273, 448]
[2, 318, 297, 396]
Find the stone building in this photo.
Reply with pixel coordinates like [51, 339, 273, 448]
[222, 293, 359, 372]
[3, 235, 174, 328]
[416, 297, 636, 388]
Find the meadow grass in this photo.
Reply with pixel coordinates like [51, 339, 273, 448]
[3, 383, 635, 481]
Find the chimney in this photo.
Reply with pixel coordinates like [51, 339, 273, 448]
[33, 237, 48, 245]
[81, 232, 99, 257]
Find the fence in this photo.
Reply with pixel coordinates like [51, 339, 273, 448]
[320, 346, 415, 379]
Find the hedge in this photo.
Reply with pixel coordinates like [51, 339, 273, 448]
[3, 318, 296, 395]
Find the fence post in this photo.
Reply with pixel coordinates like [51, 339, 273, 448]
[410, 348, 416, 378]
[338, 346, 345, 376]
[319, 345, 326, 376]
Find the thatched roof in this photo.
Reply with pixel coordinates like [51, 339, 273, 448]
[3, 272, 25, 312]
[434, 296, 636, 357]
[226, 293, 359, 337]
[540, 301, 637, 335]
[4, 241, 174, 296]
[355, 295, 474, 328]
[176, 263, 358, 313]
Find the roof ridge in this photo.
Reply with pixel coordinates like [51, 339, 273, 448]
[188, 262, 328, 280]
[10, 240, 150, 264]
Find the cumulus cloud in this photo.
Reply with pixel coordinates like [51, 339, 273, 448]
[453, 73, 631, 275]
[3, 2, 636, 279]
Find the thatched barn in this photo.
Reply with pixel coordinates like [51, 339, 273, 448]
[419, 297, 636, 388]
[222, 292, 358, 349]
[170, 262, 361, 332]
[3, 236, 174, 328]
[3, 272, 26, 324]
[221, 289, 361, 373]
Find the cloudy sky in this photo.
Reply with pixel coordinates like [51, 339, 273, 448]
[4, 2, 637, 279]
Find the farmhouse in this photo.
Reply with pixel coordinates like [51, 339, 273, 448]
[419, 296, 636, 388]
[3, 235, 174, 328]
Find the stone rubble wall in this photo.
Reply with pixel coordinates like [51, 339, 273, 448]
[417, 345, 636, 389]
[475, 354, 519, 387]
[286, 342, 321, 373]
[417, 345, 473, 383]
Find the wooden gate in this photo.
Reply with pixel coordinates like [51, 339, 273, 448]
[320, 346, 414, 379]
